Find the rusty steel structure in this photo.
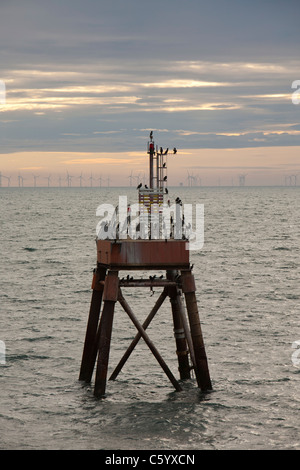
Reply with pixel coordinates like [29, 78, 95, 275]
[79, 132, 212, 397]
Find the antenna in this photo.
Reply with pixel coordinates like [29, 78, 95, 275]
[147, 132, 175, 190]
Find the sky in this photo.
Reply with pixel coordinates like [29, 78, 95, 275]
[0, 0, 300, 186]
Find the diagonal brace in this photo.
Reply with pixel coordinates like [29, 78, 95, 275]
[110, 287, 168, 380]
[117, 288, 182, 392]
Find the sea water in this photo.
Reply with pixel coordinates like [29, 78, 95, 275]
[0, 186, 299, 450]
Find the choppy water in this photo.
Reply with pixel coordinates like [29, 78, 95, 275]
[0, 186, 299, 450]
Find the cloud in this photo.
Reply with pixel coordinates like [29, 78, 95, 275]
[0, 0, 299, 181]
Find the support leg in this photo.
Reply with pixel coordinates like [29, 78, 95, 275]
[94, 270, 119, 398]
[79, 266, 106, 382]
[181, 270, 212, 391]
[167, 270, 191, 380]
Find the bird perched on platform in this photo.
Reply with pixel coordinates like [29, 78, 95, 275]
[137, 182, 142, 189]
[145, 184, 148, 189]
[163, 176, 167, 181]
[163, 148, 168, 155]
[150, 131, 153, 139]
[165, 187, 168, 194]
[173, 148, 177, 154]
[163, 162, 166, 168]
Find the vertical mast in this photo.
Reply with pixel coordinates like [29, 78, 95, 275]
[148, 132, 155, 188]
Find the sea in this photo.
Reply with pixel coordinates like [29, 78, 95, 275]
[0, 186, 299, 451]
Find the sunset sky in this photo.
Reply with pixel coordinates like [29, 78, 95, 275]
[0, 0, 300, 186]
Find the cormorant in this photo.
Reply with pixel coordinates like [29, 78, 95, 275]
[137, 182, 142, 189]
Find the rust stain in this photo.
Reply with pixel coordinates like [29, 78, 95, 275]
[97, 239, 189, 269]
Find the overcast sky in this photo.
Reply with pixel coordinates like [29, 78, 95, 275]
[0, 0, 299, 186]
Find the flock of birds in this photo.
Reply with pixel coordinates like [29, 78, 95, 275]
[149, 131, 177, 156]
[119, 270, 193, 296]
[98, 132, 193, 295]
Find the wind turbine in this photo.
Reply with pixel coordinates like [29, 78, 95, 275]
[44, 174, 51, 187]
[134, 172, 142, 186]
[238, 174, 247, 186]
[89, 173, 94, 187]
[128, 170, 134, 186]
[186, 170, 193, 187]
[33, 174, 39, 187]
[97, 176, 103, 187]
[0, 173, 12, 187]
[78, 172, 84, 187]
[18, 174, 24, 187]
[66, 171, 73, 187]
[193, 173, 201, 186]
[290, 174, 298, 186]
